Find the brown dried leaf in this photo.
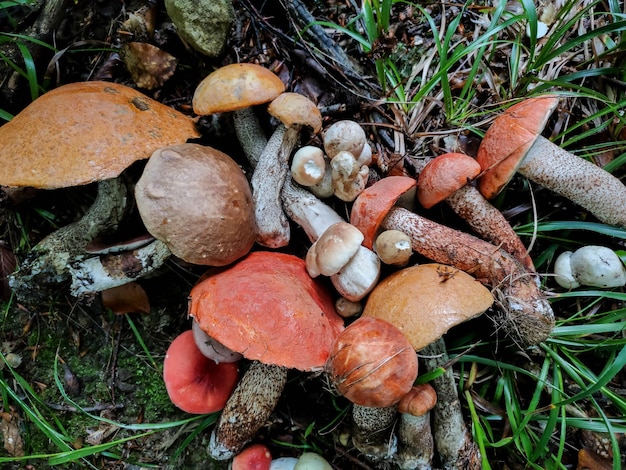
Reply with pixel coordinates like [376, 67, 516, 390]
[1, 411, 24, 457]
[101, 282, 150, 315]
[121, 42, 177, 90]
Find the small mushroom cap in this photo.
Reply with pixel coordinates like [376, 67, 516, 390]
[192, 63, 286, 115]
[553, 251, 580, 289]
[326, 316, 418, 408]
[306, 222, 364, 277]
[0, 81, 199, 188]
[476, 95, 560, 199]
[397, 383, 437, 416]
[232, 443, 272, 470]
[417, 153, 481, 209]
[135, 143, 256, 266]
[189, 252, 345, 371]
[163, 330, 240, 414]
[374, 229, 412, 266]
[569, 245, 626, 288]
[363, 263, 494, 351]
[268, 92, 322, 133]
[323, 120, 367, 159]
[290, 146, 326, 186]
[350, 176, 417, 249]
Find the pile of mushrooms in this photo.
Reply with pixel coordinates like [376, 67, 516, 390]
[6, 66, 625, 468]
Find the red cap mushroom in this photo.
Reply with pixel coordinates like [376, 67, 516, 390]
[476, 95, 626, 228]
[232, 443, 272, 470]
[163, 330, 239, 414]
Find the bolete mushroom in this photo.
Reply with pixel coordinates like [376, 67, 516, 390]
[554, 245, 626, 289]
[417, 152, 534, 270]
[351, 176, 554, 347]
[1, 81, 199, 301]
[188, 251, 344, 459]
[476, 95, 626, 228]
[232, 443, 272, 470]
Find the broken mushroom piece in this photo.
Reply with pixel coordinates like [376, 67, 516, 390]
[476, 95, 626, 228]
[135, 143, 256, 266]
[330, 150, 370, 202]
[163, 330, 240, 414]
[554, 246, 626, 289]
[189, 251, 344, 459]
[351, 176, 555, 347]
[1, 81, 199, 301]
[418, 152, 534, 270]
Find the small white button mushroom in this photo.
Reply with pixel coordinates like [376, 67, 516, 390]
[323, 120, 367, 159]
[270, 457, 299, 470]
[305, 222, 364, 277]
[331, 151, 369, 202]
[569, 245, 626, 288]
[294, 452, 333, 469]
[553, 251, 580, 289]
[374, 229, 413, 266]
[291, 146, 326, 186]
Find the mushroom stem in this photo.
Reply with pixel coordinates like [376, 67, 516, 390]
[251, 124, 298, 248]
[420, 338, 481, 470]
[518, 135, 626, 227]
[445, 184, 534, 271]
[209, 362, 288, 460]
[233, 108, 268, 167]
[382, 206, 554, 346]
[396, 411, 435, 470]
[68, 239, 172, 298]
[351, 404, 398, 464]
[9, 178, 128, 302]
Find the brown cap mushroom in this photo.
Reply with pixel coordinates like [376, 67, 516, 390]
[135, 143, 256, 266]
[363, 263, 494, 351]
[0, 81, 199, 189]
[476, 95, 626, 227]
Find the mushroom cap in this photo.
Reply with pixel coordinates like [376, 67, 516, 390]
[350, 176, 417, 249]
[232, 443, 272, 470]
[189, 251, 345, 371]
[0, 81, 199, 188]
[268, 92, 322, 133]
[397, 383, 437, 416]
[163, 330, 240, 414]
[326, 316, 418, 408]
[192, 63, 286, 115]
[323, 120, 367, 159]
[417, 153, 481, 209]
[569, 245, 626, 288]
[363, 263, 494, 350]
[374, 229, 412, 266]
[291, 146, 326, 186]
[476, 95, 560, 199]
[135, 143, 256, 266]
[306, 221, 364, 277]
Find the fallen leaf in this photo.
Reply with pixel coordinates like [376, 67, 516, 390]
[121, 42, 177, 90]
[1, 411, 24, 457]
[102, 282, 151, 315]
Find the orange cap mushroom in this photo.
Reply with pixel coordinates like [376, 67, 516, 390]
[0, 81, 199, 189]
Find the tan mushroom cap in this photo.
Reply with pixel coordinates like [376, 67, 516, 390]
[306, 221, 364, 277]
[268, 92, 322, 133]
[476, 95, 559, 199]
[363, 263, 494, 350]
[0, 81, 199, 189]
[417, 153, 481, 209]
[192, 63, 286, 115]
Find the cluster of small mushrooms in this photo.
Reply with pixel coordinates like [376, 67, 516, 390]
[2, 62, 626, 468]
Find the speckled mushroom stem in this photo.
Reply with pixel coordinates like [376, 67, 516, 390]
[351, 404, 398, 464]
[382, 206, 554, 346]
[518, 135, 626, 228]
[251, 124, 298, 248]
[68, 239, 171, 298]
[233, 108, 268, 167]
[420, 338, 481, 470]
[395, 411, 435, 470]
[445, 184, 534, 271]
[209, 362, 288, 460]
[9, 178, 128, 302]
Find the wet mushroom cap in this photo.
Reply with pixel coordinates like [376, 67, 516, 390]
[189, 251, 345, 371]
[163, 330, 240, 414]
[363, 263, 494, 351]
[0, 81, 199, 188]
[192, 63, 286, 114]
[135, 143, 256, 266]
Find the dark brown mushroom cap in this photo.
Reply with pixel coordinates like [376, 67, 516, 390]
[0, 81, 199, 188]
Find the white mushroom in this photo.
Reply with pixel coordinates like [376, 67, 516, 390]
[291, 146, 326, 186]
[555, 246, 626, 288]
[306, 222, 364, 277]
[330, 150, 369, 202]
[323, 120, 367, 158]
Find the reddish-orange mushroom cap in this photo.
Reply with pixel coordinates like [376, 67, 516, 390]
[189, 252, 345, 371]
[232, 443, 272, 470]
[350, 176, 417, 249]
[163, 330, 239, 414]
[417, 153, 481, 209]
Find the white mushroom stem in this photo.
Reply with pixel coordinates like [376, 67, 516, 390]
[445, 184, 534, 271]
[420, 338, 481, 469]
[519, 135, 626, 228]
[351, 404, 398, 464]
[209, 362, 288, 460]
[382, 207, 554, 346]
[395, 412, 435, 470]
[251, 124, 298, 248]
[9, 178, 128, 302]
[233, 108, 268, 167]
[330, 246, 380, 301]
[67, 240, 172, 298]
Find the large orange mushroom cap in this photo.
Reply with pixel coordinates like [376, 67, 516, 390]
[0, 81, 199, 189]
[192, 63, 286, 115]
[476, 95, 560, 199]
[363, 263, 494, 351]
[189, 251, 345, 371]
